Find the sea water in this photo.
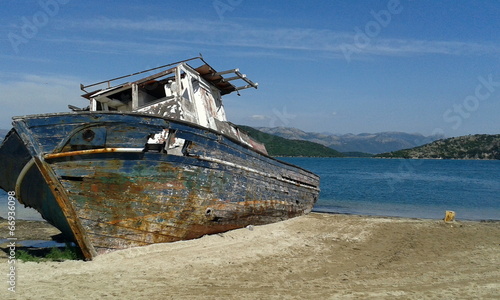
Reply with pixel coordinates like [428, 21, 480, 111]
[281, 157, 500, 221]
[1, 158, 499, 221]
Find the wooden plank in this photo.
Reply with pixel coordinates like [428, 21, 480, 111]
[33, 156, 97, 260]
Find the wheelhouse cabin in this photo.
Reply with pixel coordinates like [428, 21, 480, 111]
[80, 58, 267, 154]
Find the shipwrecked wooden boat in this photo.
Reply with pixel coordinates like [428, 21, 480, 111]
[0, 57, 320, 260]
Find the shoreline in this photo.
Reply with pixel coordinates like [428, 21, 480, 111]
[2, 208, 499, 225]
[312, 209, 500, 223]
[1, 213, 499, 299]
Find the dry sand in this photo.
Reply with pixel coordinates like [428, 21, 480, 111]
[1, 213, 499, 299]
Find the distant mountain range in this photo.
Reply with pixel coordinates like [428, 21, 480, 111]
[376, 134, 500, 160]
[239, 126, 343, 157]
[255, 127, 444, 154]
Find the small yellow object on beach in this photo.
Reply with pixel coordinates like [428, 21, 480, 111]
[444, 210, 456, 222]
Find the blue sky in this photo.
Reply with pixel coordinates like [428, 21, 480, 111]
[1, 0, 499, 137]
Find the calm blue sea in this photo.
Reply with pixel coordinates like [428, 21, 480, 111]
[1, 158, 499, 221]
[281, 157, 500, 221]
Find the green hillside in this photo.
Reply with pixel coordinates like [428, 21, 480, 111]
[375, 134, 500, 160]
[239, 125, 344, 157]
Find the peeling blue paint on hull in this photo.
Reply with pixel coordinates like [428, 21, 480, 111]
[0, 112, 320, 259]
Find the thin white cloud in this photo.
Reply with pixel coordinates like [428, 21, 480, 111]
[250, 115, 268, 121]
[53, 17, 500, 59]
[40, 36, 196, 56]
[0, 54, 51, 64]
[359, 39, 500, 56]
[73, 17, 217, 33]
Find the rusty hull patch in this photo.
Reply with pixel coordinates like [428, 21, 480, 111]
[51, 151, 316, 257]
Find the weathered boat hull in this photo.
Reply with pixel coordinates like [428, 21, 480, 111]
[0, 112, 319, 259]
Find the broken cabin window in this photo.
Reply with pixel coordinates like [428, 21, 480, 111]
[146, 129, 185, 156]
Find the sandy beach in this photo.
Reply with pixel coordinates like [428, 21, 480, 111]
[1, 213, 499, 299]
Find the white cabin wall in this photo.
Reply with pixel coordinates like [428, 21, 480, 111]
[178, 77, 198, 124]
[212, 89, 227, 121]
[191, 80, 212, 129]
[90, 99, 98, 111]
